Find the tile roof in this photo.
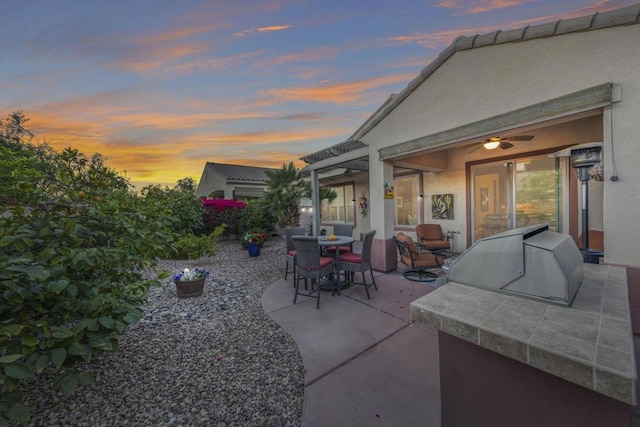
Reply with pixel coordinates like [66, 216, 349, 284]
[350, 3, 640, 142]
[205, 162, 278, 183]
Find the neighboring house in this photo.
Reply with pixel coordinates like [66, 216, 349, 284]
[196, 162, 278, 201]
[301, 4, 640, 271]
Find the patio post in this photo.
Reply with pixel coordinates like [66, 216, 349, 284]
[310, 169, 320, 236]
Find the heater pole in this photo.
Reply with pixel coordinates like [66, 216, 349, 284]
[582, 179, 589, 250]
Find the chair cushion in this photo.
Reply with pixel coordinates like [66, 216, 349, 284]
[339, 252, 362, 263]
[417, 224, 444, 240]
[298, 256, 333, 272]
[326, 246, 351, 253]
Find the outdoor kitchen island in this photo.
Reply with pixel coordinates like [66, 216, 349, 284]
[411, 262, 636, 426]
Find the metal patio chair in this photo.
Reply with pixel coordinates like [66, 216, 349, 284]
[395, 232, 444, 282]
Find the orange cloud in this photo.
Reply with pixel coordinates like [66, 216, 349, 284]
[234, 24, 291, 37]
[135, 24, 225, 44]
[434, 0, 529, 14]
[261, 73, 416, 104]
[251, 46, 337, 69]
[21, 106, 350, 189]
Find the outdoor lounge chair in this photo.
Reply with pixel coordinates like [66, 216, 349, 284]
[395, 232, 444, 282]
[415, 224, 450, 254]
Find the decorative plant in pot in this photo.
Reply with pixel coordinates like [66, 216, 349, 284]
[173, 267, 210, 298]
[244, 230, 267, 257]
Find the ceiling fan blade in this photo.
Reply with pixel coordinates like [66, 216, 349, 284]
[507, 135, 534, 141]
[499, 142, 514, 150]
[468, 144, 482, 153]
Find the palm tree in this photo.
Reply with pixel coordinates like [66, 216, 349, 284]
[261, 162, 335, 229]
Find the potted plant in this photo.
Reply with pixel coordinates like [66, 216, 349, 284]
[244, 230, 267, 257]
[173, 267, 210, 298]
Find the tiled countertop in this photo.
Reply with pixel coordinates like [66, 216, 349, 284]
[410, 264, 636, 405]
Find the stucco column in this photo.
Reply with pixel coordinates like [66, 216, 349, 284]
[369, 156, 397, 272]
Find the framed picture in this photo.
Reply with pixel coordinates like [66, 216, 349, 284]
[432, 194, 454, 220]
[396, 196, 403, 208]
[481, 187, 489, 212]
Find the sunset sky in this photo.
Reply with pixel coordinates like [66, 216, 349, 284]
[2, 0, 634, 189]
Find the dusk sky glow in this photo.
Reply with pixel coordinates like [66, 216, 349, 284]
[2, 0, 635, 188]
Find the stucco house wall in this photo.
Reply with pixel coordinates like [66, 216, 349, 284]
[363, 23, 640, 267]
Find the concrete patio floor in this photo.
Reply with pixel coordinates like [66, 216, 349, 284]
[261, 269, 442, 426]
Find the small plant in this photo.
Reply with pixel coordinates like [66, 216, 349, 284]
[244, 229, 267, 246]
[173, 267, 210, 282]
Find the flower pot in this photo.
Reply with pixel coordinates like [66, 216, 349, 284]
[175, 277, 205, 298]
[247, 242, 261, 257]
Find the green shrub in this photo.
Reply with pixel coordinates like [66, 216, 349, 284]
[237, 199, 276, 236]
[0, 112, 176, 424]
[169, 224, 226, 259]
[141, 178, 204, 236]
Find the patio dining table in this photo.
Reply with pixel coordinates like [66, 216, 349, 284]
[317, 235, 355, 293]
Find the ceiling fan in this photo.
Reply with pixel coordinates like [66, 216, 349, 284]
[469, 135, 534, 153]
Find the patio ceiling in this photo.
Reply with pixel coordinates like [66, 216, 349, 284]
[301, 138, 369, 174]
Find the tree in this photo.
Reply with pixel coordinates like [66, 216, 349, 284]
[261, 162, 310, 229]
[260, 163, 336, 230]
[140, 177, 204, 236]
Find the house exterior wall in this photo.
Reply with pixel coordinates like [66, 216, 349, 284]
[363, 24, 640, 267]
[196, 168, 267, 200]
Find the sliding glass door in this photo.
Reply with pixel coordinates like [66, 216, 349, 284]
[471, 156, 563, 242]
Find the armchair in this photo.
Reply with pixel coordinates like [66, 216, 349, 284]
[415, 224, 450, 254]
[395, 232, 444, 282]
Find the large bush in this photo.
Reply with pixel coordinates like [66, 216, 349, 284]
[201, 198, 245, 237]
[237, 199, 276, 236]
[140, 177, 204, 236]
[0, 112, 176, 424]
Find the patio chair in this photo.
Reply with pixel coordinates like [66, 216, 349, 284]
[326, 224, 354, 255]
[395, 232, 444, 282]
[339, 230, 377, 299]
[415, 224, 450, 254]
[292, 236, 335, 308]
[284, 227, 306, 283]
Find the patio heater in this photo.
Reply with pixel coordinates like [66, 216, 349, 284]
[569, 145, 604, 263]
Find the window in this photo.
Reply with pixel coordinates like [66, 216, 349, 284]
[395, 174, 420, 226]
[321, 184, 355, 224]
[471, 156, 564, 242]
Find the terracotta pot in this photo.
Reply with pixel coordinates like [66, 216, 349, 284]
[174, 277, 205, 298]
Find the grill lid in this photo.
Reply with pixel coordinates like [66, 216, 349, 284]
[447, 224, 583, 306]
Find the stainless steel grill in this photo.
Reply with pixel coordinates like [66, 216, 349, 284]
[447, 224, 583, 306]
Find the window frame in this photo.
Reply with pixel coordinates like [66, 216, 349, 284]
[393, 172, 423, 230]
[320, 182, 356, 226]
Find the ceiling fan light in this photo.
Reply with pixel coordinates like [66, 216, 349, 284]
[483, 141, 501, 150]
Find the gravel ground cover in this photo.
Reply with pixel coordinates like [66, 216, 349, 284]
[20, 238, 305, 426]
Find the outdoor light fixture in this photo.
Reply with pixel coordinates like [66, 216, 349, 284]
[483, 139, 501, 150]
